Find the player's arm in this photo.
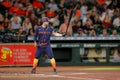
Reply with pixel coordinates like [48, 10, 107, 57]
[52, 32, 63, 36]
[34, 28, 38, 47]
[51, 27, 64, 36]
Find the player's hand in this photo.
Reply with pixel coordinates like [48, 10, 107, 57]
[34, 42, 37, 47]
[53, 32, 63, 36]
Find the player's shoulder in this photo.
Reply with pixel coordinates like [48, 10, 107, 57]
[36, 26, 42, 29]
[46, 26, 53, 30]
[38, 26, 42, 28]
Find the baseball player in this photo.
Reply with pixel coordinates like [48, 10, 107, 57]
[31, 17, 63, 74]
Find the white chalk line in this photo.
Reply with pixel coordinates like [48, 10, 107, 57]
[0, 72, 101, 80]
[43, 74, 101, 80]
[63, 72, 87, 75]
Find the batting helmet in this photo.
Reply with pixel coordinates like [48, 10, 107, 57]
[40, 17, 49, 25]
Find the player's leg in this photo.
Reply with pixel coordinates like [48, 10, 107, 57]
[31, 47, 43, 73]
[31, 58, 38, 74]
[45, 45, 57, 74]
[50, 58, 57, 74]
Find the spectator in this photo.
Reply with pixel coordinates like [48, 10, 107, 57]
[15, 4, 27, 16]
[48, 0, 58, 11]
[58, 8, 67, 25]
[99, 28, 109, 37]
[10, 16, 21, 32]
[91, 6, 98, 14]
[9, 2, 20, 15]
[101, 9, 112, 21]
[58, 1, 67, 14]
[58, 18, 73, 36]
[3, 18, 11, 32]
[93, 14, 103, 27]
[22, 0, 31, 7]
[111, 9, 119, 22]
[79, 0, 86, 5]
[103, 13, 112, 28]
[49, 15, 60, 29]
[66, 0, 75, 9]
[10, 13, 22, 24]
[41, 1, 49, 12]
[80, 3, 88, 20]
[83, 19, 93, 33]
[0, 14, 4, 31]
[72, 20, 83, 33]
[112, 48, 120, 62]
[82, 13, 92, 26]
[4, 11, 12, 19]
[57, 0, 67, 24]
[28, 28, 34, 36]
[16, 27, 24, 35]
[90, 8, 97, 22]
[74, 28, 87, 37]
[71, 14, 81, 26]
[110, 29, 119, 37]
[116, 0, 120, 8]
[22, 17, 32, 34]
[0, 2, 7, 14]
[0, 0, 119, 38]
[46, 8, 55, 18]
[108, 0, 117, 10]
[113, 15, 120, 28]
[33, 18, 41, 32]
[86, 0, 96, 10]
[0, 13, 4, 22]
[35, 2, 49, 18]
[34, 7, 40, 18]
[89, 29, 96, 37]
[29, 12, 37, 30]
[70, 3, 81, 19]
[58, 0, 66, 10]
[76, 9, 81, 18]
[16, 27, 26, 41]
[36, 18, 41, 26]
[26, 5, 34, 17]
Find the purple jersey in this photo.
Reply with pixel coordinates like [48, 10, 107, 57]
[34, 26, 54, 59]
[34, 26, 53, 43]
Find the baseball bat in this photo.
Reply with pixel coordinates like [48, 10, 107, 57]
[65, 9, 73, 35]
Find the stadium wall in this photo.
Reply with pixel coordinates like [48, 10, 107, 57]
[0, 37, 120, 66]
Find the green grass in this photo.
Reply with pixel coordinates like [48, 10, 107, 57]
[85, 68, 120, 70]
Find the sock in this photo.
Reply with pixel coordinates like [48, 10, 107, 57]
[50, 58, 56, 70]
[33, 58, 38, 69]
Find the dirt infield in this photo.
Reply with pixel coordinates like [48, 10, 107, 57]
[0, 66, 120, 80]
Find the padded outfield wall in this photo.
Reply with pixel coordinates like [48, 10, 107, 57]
[0, 37, 120, 66]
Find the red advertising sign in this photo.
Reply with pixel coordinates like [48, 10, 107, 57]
[13, 44, 35, 65]
[0, 44, 35, 66]
[0, 45, 14, 65]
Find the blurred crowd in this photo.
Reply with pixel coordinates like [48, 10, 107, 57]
[0, 0, 120, 37]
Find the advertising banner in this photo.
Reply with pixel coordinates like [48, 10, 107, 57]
[13, 44, 35, 65]
[0, 45, 14, 65]
[0, 44, 35, 66]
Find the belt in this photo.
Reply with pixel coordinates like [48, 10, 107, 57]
[38, 42, 49, 46]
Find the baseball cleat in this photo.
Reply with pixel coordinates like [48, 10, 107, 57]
[53, 69, 57, 74]
[31, 68, 36, 74]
